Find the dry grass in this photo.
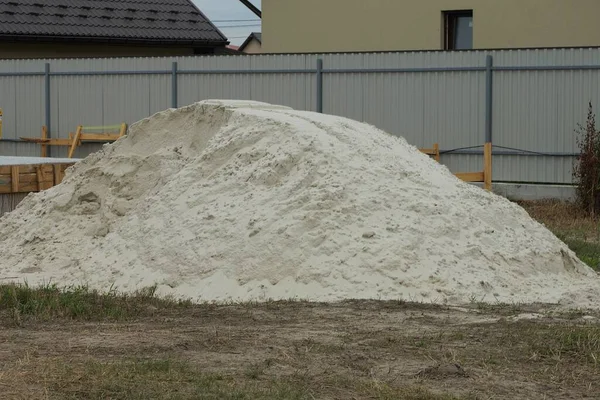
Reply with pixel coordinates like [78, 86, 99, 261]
[1, 289, 599, 399]
[0, 200, 599, 399]
[1, 355, 463, 400]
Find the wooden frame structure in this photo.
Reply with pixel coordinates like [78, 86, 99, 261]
[419, 143, 440, 162]
[0, 162, 74, 194]
[21, 123, 127, 158]
[420, 142, 492, 191]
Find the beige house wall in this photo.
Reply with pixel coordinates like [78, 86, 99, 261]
[0, 43, 197, 59]
[262, 0, 600, 53]
[241, 38, 262, 54]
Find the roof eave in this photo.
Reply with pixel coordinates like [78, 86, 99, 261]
[0, 34, 228, 47]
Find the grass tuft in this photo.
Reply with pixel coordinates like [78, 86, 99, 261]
[0, 283, 191, 324]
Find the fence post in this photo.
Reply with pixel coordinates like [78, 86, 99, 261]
[316, 58, 323, 113]
[171, 61, 178, 109]
[485, 55, 493, 143]
[44, 62, 52, 157]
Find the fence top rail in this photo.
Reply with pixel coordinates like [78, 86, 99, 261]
[2, 63, 600, 77]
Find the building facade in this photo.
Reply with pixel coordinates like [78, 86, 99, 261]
[262, 0, 600, 53]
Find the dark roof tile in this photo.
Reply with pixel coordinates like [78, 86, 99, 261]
[0, 0, 227, 45]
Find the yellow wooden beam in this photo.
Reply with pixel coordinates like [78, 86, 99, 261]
[10, 166, 19, 193]
[455, 171, 485, 182]
[67, 125, 83, 158]
[484, 142, 492, 191]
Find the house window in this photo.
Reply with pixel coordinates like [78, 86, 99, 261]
[444, 10, 473, 50]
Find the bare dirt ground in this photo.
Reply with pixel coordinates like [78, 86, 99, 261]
[1, 200, 599, 399]
[1, 300, 600, 400]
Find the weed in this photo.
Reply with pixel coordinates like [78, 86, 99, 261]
[573, 102, 600, 216]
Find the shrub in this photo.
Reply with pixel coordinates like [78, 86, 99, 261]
[573, 102, 600, 216]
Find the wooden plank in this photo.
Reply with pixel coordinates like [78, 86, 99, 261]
[0, 165, 36, 174]
[41, 125, 48, 157]
[17, 173, 39, 183]
[53, 165, 61, 185]
[420, 148, 437, 155]
[0, 175, 53, 184]
[79, 133, 121, 141]
[10, 166, 19, 193]
[68, 125, 83, 158]
[0, 181, 54, 194]
[20, 137, 73, 146]
[36, 166, 43, 191]
[119, 123, 127, 138]
[455, 172, 485, 182]
[0, 163, 72, 175]
[484, 142, 492, 191]
[11, 182, 45, 193]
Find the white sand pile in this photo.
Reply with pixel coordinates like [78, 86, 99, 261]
[1, 100, 599, 307]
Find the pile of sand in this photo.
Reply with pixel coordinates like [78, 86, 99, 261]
[1, 100, 599, 307]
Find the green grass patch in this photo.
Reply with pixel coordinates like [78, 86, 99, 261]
[559, 236, 600, 270]
[488, 321, 600, 366]
[0, 283, 191, 323]
[5, 357, 464, 400]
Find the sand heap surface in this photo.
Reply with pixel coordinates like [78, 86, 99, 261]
[1, 100, 599, 307]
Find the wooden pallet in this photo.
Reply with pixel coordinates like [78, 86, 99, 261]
[0, 163, 73, 194]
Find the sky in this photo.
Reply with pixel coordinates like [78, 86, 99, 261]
[193, 0, 262, 46]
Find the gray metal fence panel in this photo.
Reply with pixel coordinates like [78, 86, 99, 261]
[1, 49, 600, 184]
[0, 75, 45, 157]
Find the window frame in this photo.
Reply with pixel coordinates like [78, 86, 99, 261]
[443, 10, 474, 50]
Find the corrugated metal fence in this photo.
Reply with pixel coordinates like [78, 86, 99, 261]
[2, 48, 600, 184]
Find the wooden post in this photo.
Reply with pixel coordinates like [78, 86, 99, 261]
[41, 126, 48, 157]
[433, 143, 440, 162]
[36, 166, 43, 191]
[118, 123, 127, 138]
[53, 164, 61, 185]
[68, 125, 83, 158]
[10, 166, 19, 193]
[483, 142, 492, 191]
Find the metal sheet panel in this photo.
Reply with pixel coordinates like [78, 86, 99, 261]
[490, 48, 600, 67]
[322, 51, 485, 149]
[0, 75, 44, 157]
[0, 49, 599, 184]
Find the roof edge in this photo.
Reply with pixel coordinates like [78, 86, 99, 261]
[0, 34, 228, 47]
[239, 32, 262, 52]
[186, 1, 230, 44]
